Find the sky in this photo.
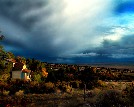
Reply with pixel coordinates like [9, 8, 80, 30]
[0, 0, 134, 64]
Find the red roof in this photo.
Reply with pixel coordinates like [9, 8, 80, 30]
[6, 58, 16, 63]
[22, 69, 31, 73]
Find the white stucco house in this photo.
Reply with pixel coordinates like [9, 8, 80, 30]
[12, 61, 31, 81]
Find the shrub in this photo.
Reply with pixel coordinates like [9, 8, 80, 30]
[127, 86, 134, 99]
[124, 85, 134, 105]
[30, 81, 39, 86]
[45, 82, 55, 93]
[38, 81, 46, 94]
[3, 90, 10, 96]
[32, 73, 42, 82]
[15, 90, 24, 96]
[8, 79, 27, 95]
[97, 80, 106, 87]
[0, 82, 8, 91]
[25, 81, 39, 94]
[45, 82, 54, 89]
[96, 90, 126, 107]
[86, 82, 94, 89]
[55, 81, 61, 87]
[55, 81, 73, 93]
[0, 73, 10, 82]
[79, 82, 85, 89]
[23, 81, 55, 94]
[71, 81, 80, 88]
[59, 84, 72, 93]
[65, 85, 73, 93]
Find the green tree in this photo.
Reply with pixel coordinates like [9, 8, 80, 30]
[6, 52, 15, 59]
[0, 33, 6, 72]
[26, 58, 45, 72]
[15, 56, 26, 64]
[31, 72, 42, 82]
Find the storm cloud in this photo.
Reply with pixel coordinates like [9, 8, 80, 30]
[0, 0, 134, 63]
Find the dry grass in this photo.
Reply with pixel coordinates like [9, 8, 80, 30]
[0, 81, 134, 107]
[104, 82, 133, 90]
[0, 89, 131, 107]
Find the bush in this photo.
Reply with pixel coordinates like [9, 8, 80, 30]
[0, 90, 9, 96]
[38, 81, 46, 94]
[71, 81, 80, 88]
[86, 82, 95, 89]
[25, 81, 39, 94]
[97, 80, 106, 87]
[15, 90, 24, 96]
[96, 90, 126, 107]
[0, 73, 10, 82]
[124, 85, 134, 105]
[44, 82, 55, 93]
[127, 86, 134, 99]
[3, 90, 10, 96]
[8, 79, 28, 95]
[65, 85, 72, 93]
[79, 82, 85, 89]
[0, 82, 8, 90]
[32, 73, 42, 82]
[54, 81, 73, 93]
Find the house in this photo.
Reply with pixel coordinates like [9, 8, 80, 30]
[12, 61, 31, 81]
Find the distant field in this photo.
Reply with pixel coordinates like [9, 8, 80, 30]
[88, 63, 134, 70]
[123, 73, 134, 76]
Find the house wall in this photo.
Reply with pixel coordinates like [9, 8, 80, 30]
[13, 63, 15, 67]
[26, 73, 30, 80]
[21, 73, 25, 79]
[24, 73, 28, 80]
[21, 72, 31, 80]
[12, 71, 21, 79]
[27, 75, 30, 80]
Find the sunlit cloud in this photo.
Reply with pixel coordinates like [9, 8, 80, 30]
[103, 27, 127, 41]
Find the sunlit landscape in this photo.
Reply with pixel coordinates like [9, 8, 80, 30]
[0, 0, 134, 107]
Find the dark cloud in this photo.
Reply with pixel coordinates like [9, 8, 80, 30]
[0, 0, 134, 63]
[0, 0, 48, 30]
[0, 0, 65, 57]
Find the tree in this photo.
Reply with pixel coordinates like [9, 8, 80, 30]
[26, 58, 45, 73]
[6, 52, 15, 59]
[56, 67, 66, 81]
[0, 32, 6, 59]
[31, 72, 42, 82]
[0, 32, 5, 72]
[80, 66, 98, 89]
